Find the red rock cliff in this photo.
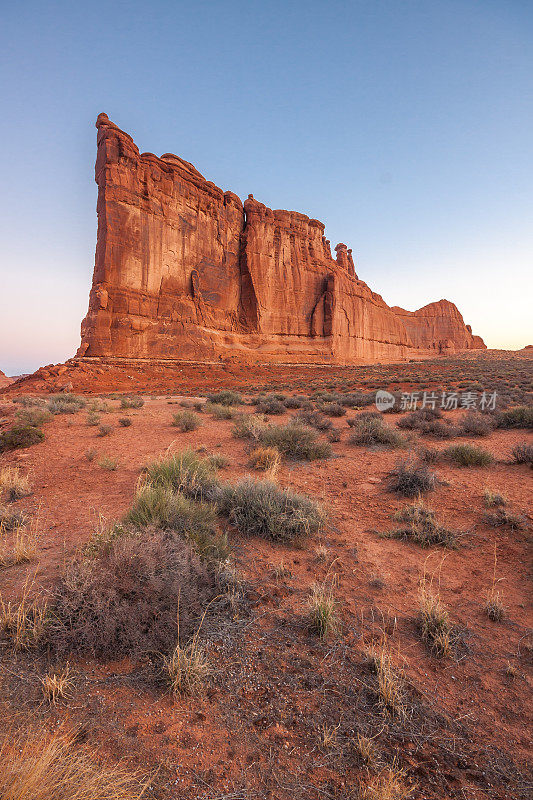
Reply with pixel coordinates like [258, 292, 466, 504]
[78, 114, 485, 363]
[391, 301, 486, 354]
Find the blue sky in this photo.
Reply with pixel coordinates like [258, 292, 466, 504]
[0, 0, 531, 374]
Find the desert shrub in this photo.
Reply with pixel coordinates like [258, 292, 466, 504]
[143, 450, 221, 502]
[283, 396, 303, 409]
[0, 726, 147, 800]
[349, 416, 405, 448]
[484, 508, 526, 530]
[496, 405, 533, 429]
[97, 424, 112, 437]
[445, 443, 494, 467]
[118, 416, 132, 427]
[256, 398, 286, 415]
[47, 394, 87, 414]
[387, 501, 459, 547]
[422, 419, 461, 439]
[249, 446, 280, 471]
[47, 530, 218, 657]
[16, 407, 51, 426]
[223, 478, 324, 543]
[483, 488, 507, 507]
[206, 389, 242, 406]
[86, 412, 100, 426]
[98, 456, 117, 471]
[319, 402, 346, 417]
[327, 427, 341, 442]
[258, 422, 332, 461]
[387, 459, 436, 497]
[0, 424, 44, 453]
[120, 395, 144, 409]
[459, 411, 494, 436]
[125, 484, 227, 559]
[397, 408, 442, 429]
[11, 396, 47, 407]
[172, 410, 201, 431]
[207, 453, 229, 469]
[205, 402, 237, 419]
[418, 445, 440, 464]
[346, 411, 380, 427]
[510, 442, 533, 465]
[340, 391, 374, 408]
[232, 413, 268, 440]
[296, 408, 333, 431]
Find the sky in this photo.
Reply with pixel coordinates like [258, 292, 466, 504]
[0, 0, 532, 375]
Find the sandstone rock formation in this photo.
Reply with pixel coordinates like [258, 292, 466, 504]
[78, 114, 485, 364]
[0, 369, 12, 389]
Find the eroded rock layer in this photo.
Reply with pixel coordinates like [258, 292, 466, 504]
[78, 114, 485, 363]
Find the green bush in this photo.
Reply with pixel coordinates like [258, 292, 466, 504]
[458, 411, 494, 437]
[496, 406, 533, 429]
[386, 502, 460, 547]
[143, 450, 221, 502]
[16, 408, 51, 426]
[97, 424, 113, 437]
[223, 478, 325, 543]
[510, 442, 533, 465]
[47, 394, 87, 414]
[319, 402, 346, 417]
[349, 415, 405, 448]
[120, 395, 144, 409]
[258, 422, 331, 461]
[172, 410, 201, 431]
[206, 390, 242, 406]
[205, 402, 237, 420]
[256, 399, 286, 415]
[445, 444, 494, 467]
[387, 459, 437, 496]
[125, 484, 227, 559]
[0, 425, 44, 453]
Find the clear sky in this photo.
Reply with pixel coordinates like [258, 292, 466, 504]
[1, 0, 532, 375]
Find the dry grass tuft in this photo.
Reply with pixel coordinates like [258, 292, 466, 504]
[357, 763, 413, 799]
[418, 575, 452, 657]
[0, 466, 32, 501]
[249, 446, 281, 476]
[308, 578, 338, 639]
[164, 639, 210, 696]
[483, 488, 507, 507]
[0, 576, 48, 650]
[367, 640, 406, 717]
[485, 546, 505, 622]
[41, 663, 74, 704]
[0, 725, 148, 799]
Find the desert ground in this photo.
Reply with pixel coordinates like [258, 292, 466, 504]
[0, 351, 531, 799]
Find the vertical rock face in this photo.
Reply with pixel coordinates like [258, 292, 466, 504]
[0, 369, 12, 388]
[78, 114, 485, 363]
[391, 301, 486, 354]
